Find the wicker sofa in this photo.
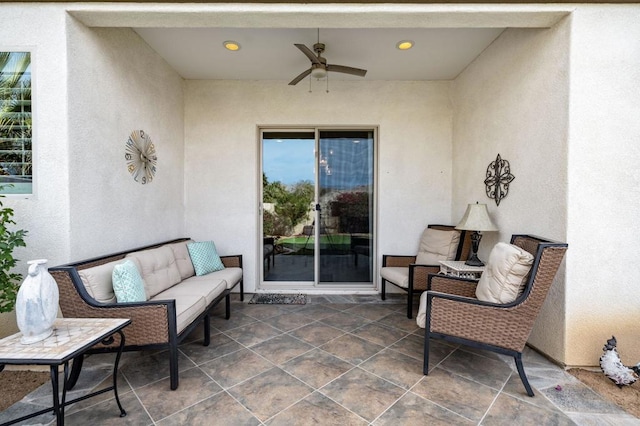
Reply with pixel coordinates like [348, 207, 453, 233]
[49, 238, 243, 390]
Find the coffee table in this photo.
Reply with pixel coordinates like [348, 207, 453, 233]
[0, 318, 130, 426]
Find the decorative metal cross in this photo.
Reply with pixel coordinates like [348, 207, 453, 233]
[484, 154, 515, 206]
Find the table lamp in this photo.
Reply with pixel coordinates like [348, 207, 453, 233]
[455, 202, 498, 266]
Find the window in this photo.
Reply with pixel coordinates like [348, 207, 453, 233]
[0, 52, 32, 195]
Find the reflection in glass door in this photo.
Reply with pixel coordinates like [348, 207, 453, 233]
[318, 130, 374, 284]
[262, 131, 316, 283]
[261, 129, 375, 287]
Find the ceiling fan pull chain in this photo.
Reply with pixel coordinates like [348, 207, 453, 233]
[326, 72, 329, 93]
[309, 73, 312, 93]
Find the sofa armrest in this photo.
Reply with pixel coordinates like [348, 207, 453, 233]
[220, 254, 242, 268]
[51, 267, 176, 348]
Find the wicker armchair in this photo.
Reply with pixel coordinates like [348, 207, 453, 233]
[380, 225, 471, 319]
[422, 234, 568, 397]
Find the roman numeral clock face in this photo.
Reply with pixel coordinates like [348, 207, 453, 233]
[125, 130, 157, 184]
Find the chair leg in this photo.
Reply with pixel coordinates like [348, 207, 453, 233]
[240, 280, 244, 302]
[423, 331, 430, 375]
[225, 293, 231, 319]
[407, 287, 413, 319]
[514, 353, 534, 397]
[381, 279, 386, 300]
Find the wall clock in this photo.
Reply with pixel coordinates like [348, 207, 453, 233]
[125, 130, 157, 184]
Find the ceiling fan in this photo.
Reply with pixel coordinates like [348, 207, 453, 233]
[288, 31, 368, 86]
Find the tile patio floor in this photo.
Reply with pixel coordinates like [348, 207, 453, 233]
[1, 294, 638, 425]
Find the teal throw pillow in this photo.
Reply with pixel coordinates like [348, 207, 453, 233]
[187, 241, 226, 276]
[112, 260, 147, 303]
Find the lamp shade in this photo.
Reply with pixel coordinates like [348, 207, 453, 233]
[455, 203, 498, 232]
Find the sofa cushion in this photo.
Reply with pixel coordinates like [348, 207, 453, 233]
[150, 292, 206, 334]
[112, 260, 147, 303]
[380, 267, 409, 288]
[167, 240, 195, 280]
[77, 259, 122, 304]
[415, 228, 460, 265]
[166, 275, 227, 305]
[203, 267, 243, 290]
[187, 241, 225, 276]
[476, 242, 534, 304]
[126, 246, 181, 299]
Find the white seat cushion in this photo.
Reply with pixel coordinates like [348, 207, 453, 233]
[415, 228, 461, 265]
[417, 291, 428, 328]
[206, 267, 243, 290]
[475, 242, 534, 304]
[150, 292, 207, 334]
[157, 277, 227, 306]
[380, 267, 409, 288]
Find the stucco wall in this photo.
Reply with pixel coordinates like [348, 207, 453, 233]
[566, 6, 640, 367]
[0, 5, 71, 336]
[65, 20, 186, 259]
[451, 22, 570, 363]
[184, 80, 453, 293]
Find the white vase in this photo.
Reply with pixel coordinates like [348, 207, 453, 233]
[16, 259, 59, 344]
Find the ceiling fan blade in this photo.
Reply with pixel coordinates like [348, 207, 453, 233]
[294, 44, 321, 65]
[288, 68, 312, 85]
[327, 64, 367, 77]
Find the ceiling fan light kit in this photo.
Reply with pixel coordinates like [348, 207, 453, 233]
[288, 30, 367, 87]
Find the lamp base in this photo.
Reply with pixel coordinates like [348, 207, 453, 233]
[465, 231, 485, 266]
[464, 254, 485, 267]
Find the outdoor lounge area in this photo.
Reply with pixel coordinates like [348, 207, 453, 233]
[1, 1, 640, 425]
[1, 294, 637, 425]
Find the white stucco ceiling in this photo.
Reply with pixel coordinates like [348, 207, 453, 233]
[133, 27, 505, 81]
[69, 3, 572, 82]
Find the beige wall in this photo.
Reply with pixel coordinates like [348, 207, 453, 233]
[451, 22, 571, 362]
[0, 5, 71, 337]
[65, 21, 186, 259]
[566, 6, 640, 367]
[184, 80, 454, 294]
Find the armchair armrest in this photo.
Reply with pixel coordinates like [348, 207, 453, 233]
[382, 254, 416, 267]
[408, 264, 440, 292]
[428, 274, 479, 298]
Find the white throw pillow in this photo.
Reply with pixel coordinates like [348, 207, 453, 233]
[475, 242, 534, 304]
[415, 228, 461, 265]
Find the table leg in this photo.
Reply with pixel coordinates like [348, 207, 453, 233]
[50, 364, 64, 425]
[112, 330, 127, 417]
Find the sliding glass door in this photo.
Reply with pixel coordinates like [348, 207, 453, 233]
[261, 128, 375, 288]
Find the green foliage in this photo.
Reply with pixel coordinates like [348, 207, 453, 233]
[0, 187, 27, 313]
[0, 52, 32, 178]
[263, 174, 314, 237]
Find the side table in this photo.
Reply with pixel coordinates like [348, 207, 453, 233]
[438, 260, 485, 280]
[0, 318, 131, 426]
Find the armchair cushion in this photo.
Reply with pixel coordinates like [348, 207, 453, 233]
[380, 267, 409, 288]
[475, 242, 534, 304]
[415, 228, 460, 265]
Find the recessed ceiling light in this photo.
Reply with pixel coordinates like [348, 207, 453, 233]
[396, 40, 414, 50]
[223, 41, 241, 51]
